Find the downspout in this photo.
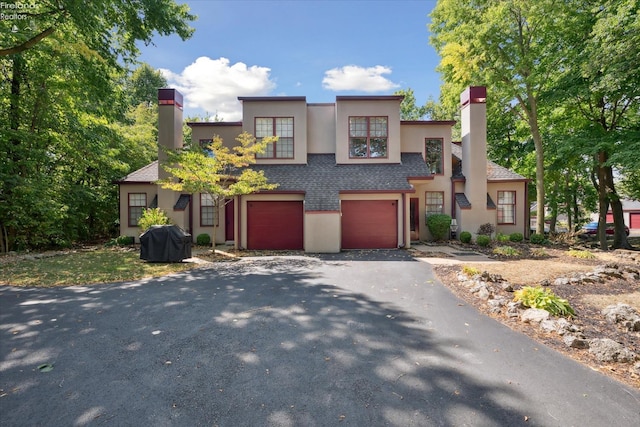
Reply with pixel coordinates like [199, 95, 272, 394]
[451, 180, 456, 220]
[189, 194, 193, 240]
[401, 193, 406, 248]
[236, 195, 241, 250]
[524, 183, 530, 239]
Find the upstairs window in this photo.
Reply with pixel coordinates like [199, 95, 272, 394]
[497, 191, 516, 224]
[200, 193, 215, 226]
[349, 116, 388, 158]
[425, 138, 443, 174]
[128, 193, 146, 227]
[255, 117, 294, 159]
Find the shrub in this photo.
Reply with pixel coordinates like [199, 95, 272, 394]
[530, 233, 545, 244]
[138, 208, 172, 232]
[531, 248, 549, 258]
[509, 232, 523, 242]
[196, 233, 212, 246]
[477, 223, 495, 237]
[476, 235, 491, 247]
[462, 265, 481, 277]
[459, 231, 472, 244]
[496, 233, 510, 243]
[426, 214, 452, 241]
[108, 235, 134, 246]
[513, 286, 575, 317]
[567, 249, 595, 259]
[492, 246, 521, 257]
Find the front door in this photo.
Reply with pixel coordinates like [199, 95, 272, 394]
[225, 199, 234, 241]
[410, 198, 419, 241]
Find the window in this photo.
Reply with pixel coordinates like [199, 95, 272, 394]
[201, 193, 215, 226]
[425, 138, 443, 174]
[425, 192, 444, 215]
[255, 117, 294, 159]
[497, 191, 516, 224]
[199, 139, 214, 157]
[349, 116, 388, 158]
[128, 193, 146, 227]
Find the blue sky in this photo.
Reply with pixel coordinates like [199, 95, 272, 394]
[138, 0, 442, 121]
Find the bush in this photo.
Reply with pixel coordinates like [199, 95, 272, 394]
[117, 235, 135, 246]
[462, 265, 481, 277]
[138, 208, 172, 232]
[426, 214, 452, 241]
[513, 286, 575, 317]
[493, 246, 521, 257]
[459, 231, 472, 244]
[567, 249, 595, 259]
[509, 232, 524, 242]
[476, 235, 491, 247]
[196, 233, 211, 246]
[530, 233, 545, 244]
[496, 233, 510, 243]
[531, 248, 549, 258]
[477, 223, 495, 237]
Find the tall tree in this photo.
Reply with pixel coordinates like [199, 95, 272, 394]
[126, 64, 168, 108]
[430, 0, 586, 234]
[0, 2, 195, 251]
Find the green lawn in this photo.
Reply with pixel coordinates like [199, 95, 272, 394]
[0, 248, 196, 287]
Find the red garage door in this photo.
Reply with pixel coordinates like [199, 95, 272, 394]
[631, 213, 640, 230]
[341, 200, 397, 249]
[247, 201, 303, 250]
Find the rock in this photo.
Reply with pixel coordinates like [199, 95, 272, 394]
[602, 303, 640, 332]
[588, 338, 638, 363]
[479, 271, 503, 283]
[563, 334, 589, 349]
[476, 286, 491, 300]
[500, 282, 514, 292]
[540, 319, 558, 332]
[554, 278, 569, 286]
[540, 279, 551, 287]
[521, 308, 550, 323]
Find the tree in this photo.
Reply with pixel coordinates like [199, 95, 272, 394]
[0, 2, 195, 252]
[430, 0, 585, 234]
[126, 64, 168, 108]
[159, 133, 279, 235]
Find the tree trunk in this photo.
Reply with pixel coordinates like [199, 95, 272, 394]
[596, 153, 609, 250]
[530, 115, 545, 235]
[603, 164, 633, 250]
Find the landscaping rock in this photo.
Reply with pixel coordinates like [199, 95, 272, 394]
[500, 282, 514, 292]
[563, 334, 589, 349]
[554, 277, 569, 286]
[521, 308, 550, 324]
[601, 303, 640, 332]
[588, 338, 638, 363]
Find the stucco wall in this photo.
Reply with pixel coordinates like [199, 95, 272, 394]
[190, 124, 242, 150]
[488, 181, 528, 236]
[304, 212, 341, 253]
[307, 104, 336, 154]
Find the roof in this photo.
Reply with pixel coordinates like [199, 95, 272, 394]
[252, 153, 431, 211]
[117, 161, 159, 183]
[450, 143, 526, 181]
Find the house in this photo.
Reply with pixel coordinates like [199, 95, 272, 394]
[117, 86, 529, 253]
[591, 199, 640, 232]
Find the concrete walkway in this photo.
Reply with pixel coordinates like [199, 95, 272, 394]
[412, 243, 499, 265]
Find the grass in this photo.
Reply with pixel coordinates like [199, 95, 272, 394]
[0, 248, 195, 287]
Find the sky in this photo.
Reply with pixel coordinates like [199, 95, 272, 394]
[137, 0, 443, 121]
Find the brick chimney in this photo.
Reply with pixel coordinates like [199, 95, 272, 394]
[460, 86, 487, 211]
[157, 88, 184, 213]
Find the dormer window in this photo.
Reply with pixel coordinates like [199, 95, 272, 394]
[349, 116, 388, 158]
[255, 117, 294, 159]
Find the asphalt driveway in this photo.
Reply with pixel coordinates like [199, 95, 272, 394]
[1, 252, 638, 426]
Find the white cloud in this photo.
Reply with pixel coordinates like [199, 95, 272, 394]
[160, 56, 276, 121]
[322, 65, 400, 92]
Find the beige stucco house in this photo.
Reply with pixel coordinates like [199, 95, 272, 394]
[117, 86, 529, 253]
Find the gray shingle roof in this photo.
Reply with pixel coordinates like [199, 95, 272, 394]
[455, 193, 471, 209]
[450, 143, 525, 181]
[253, 153, 432, 211]
[118, 160, 159, 183]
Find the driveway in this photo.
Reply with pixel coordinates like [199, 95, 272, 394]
[1, 252, 638, 426]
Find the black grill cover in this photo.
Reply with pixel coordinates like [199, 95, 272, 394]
[140, 225, 192, 262]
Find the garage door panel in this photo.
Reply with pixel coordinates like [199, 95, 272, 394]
[631, 213, 640, 229]
[247, 201, 303, 250]
[342, 200, 397, 249]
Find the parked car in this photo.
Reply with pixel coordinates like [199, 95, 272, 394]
[579, 221, 630, 237]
